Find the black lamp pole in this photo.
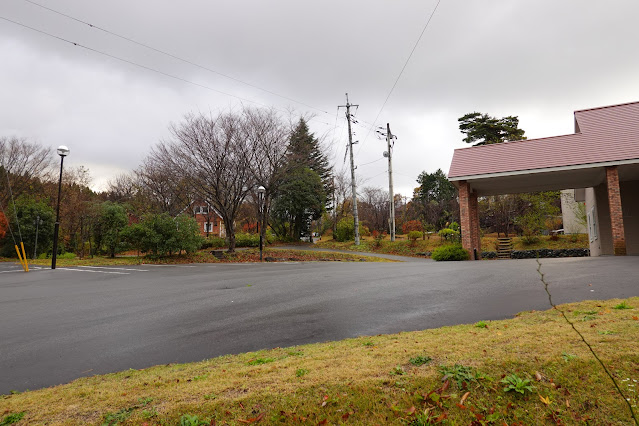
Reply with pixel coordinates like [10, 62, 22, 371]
[258, 186, 265, 261]
[51, 146, 69, 269]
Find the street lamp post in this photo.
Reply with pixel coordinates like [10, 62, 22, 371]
[257, 186, 265, 261]
[51, 145, 69, 270]
[33, 215, 43, 260]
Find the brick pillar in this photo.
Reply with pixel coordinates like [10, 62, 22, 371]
[469, 191, 481, 259]
[606, 166, 626, 256]
[459, 181, 472, 257]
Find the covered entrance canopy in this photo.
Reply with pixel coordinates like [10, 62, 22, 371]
[448, 101, 639, 258]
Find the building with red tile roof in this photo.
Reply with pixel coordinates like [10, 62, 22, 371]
[448, 101, 639, 258]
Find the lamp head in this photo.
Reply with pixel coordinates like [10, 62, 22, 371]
[257, 186, 265, 195]
[57, 145, 70, 157]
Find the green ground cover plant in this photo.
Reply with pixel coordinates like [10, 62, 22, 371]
[2, 297, 637, 424]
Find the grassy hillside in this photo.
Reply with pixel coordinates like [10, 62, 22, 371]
[2, 297, 637, 425]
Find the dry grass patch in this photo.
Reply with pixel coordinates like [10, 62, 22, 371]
[0, 248, 391, 269]
[2, 298, 638, 425]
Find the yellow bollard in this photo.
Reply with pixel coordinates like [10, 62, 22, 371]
[15, 245, 27, 272]
[20, 241, 29, 272]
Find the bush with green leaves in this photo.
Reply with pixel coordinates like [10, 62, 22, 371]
[407, 230, 422, 244]
[121, 213, 203, 256]
[93, 201, 128, 258]
[200, 236, 226, 249]
[334, 216, 364, 242]
[0, 195, 54, 258]
[438, 227, 459, 242]
[235, 232, 260, 247]
[431, 244, 469, 261]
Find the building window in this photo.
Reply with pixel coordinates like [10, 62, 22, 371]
[195, 205, 209, 215]
[204, 223, 214, 233]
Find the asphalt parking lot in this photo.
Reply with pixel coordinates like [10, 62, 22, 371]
[1, 256, 637, 393]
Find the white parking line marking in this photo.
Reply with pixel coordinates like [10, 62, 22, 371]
[77, 266, 149, 272]
[143, 265, 196, 268]
[58, 268, 129, 275]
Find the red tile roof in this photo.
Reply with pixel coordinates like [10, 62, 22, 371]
[448, 101, 639, 179]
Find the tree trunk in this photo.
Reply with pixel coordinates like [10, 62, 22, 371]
[225, 221, 236, 253]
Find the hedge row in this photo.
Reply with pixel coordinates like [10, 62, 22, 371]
[481, 248, 590, 259]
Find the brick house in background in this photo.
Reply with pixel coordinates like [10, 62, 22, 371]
[189, 201, 225, 238]
[448, 100, 639, 258]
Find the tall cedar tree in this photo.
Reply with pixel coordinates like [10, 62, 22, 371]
[270, 119, 332, 240]
[287, 118, 333, 198]
[458, 112, 526, 146]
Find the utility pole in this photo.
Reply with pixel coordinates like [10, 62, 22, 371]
[385, 123, 396, 242]
[339, 93, 360, 245]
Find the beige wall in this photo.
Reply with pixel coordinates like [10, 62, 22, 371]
[561, 190, 587, 234]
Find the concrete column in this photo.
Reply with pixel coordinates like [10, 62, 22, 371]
[606, 166, 626, 255]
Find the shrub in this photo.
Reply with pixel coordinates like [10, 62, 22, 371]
[371, 230, 385, 248]
[431, 244, 469, 261]
[121, 213, 202, 256]
[407, 231, 422, 245]
[200, 237, 226, 249]
[438, 228, 459, 242]
[235, 233, 260, 247]
[334, 216, 362, 242]
[520, 235, 540, 245]
[57, 252, 76, 260]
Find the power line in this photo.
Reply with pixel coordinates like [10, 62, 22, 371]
[357, 0, 442, 154]
[0, 16, 280, 110]
[19, 0, 330, 115]
[358, 157, 384, 167]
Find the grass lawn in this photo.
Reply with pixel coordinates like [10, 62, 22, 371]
[2, 297, 638, 425]
[316, 234, 589, 258]
[0, 248, 393, 268]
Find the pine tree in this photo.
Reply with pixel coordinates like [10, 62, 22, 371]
[287, 118, 332, 193]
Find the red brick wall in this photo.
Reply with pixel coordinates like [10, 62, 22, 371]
[195, 213, 223, 237]
[606, 166, 626, 255]
[469, 191, 481, 259]
[459, 181, 472, 256]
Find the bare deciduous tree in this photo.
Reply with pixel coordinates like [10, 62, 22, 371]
[359, 186, 390, 233]
[0, 136, 52, 208]
[158, 111, 254, 252]
[242, 108, 289, 244]
[136, 155, 195, 217]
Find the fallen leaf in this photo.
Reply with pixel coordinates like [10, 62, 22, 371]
[632, 316, 638, 321]
[566, 400, 570, 408]
[404, 406, 416, 415]
[341, 413, 350, 420]
[540, 395, 551, 406]
[317, 419, 328, 425]
[535, 371, 543, 381]
[460, 391, 470, 404]
[237, 413, 264, 424]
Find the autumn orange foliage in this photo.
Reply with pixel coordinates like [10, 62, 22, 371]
[0, 211, 8, 240]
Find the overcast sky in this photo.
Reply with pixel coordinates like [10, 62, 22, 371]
[2, 0, 639, 197]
